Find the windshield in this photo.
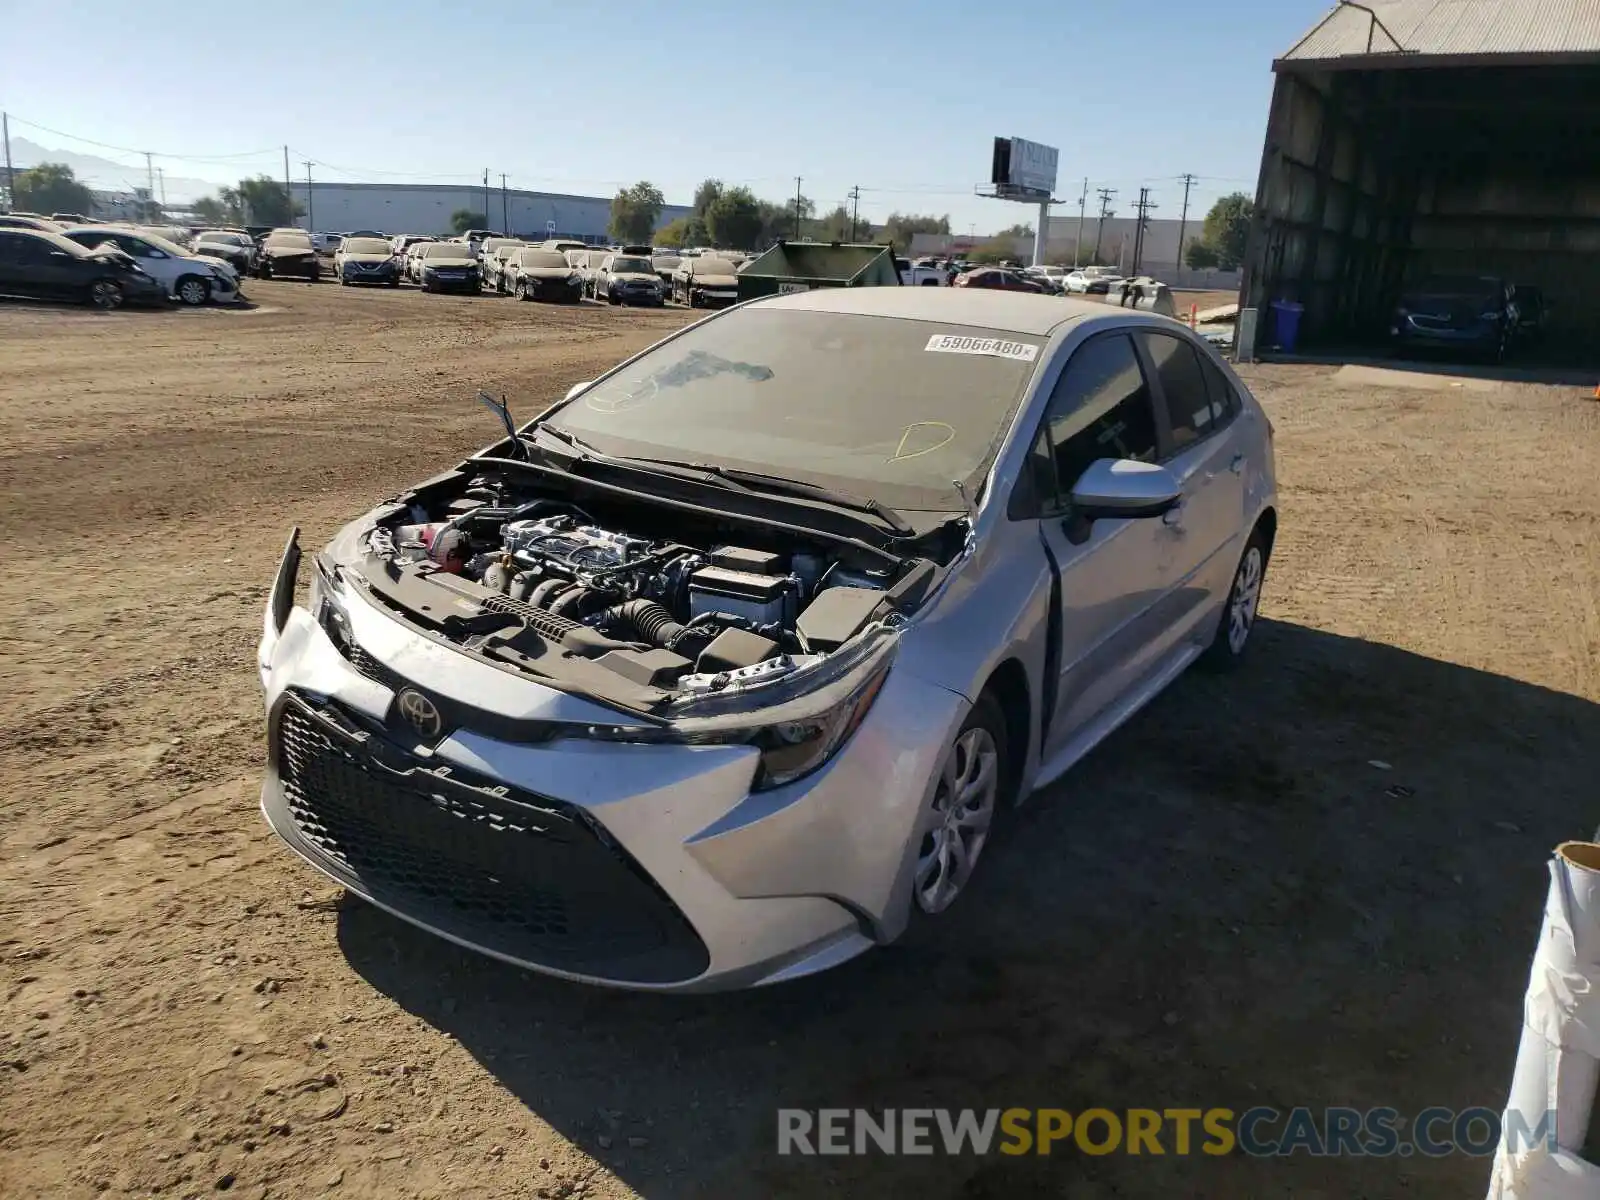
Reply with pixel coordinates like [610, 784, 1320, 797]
[343, 237, 391, 254]
[1406, 275, 1500, 299]
[693, 258, 737, 276]
[482, 238, 516, 252]
[265, 232, 313, 249]
[543, 308, 1042, 511]
[198, 231, 248, 246]
[610, 257, 652, 273]
[423, 242, 473, 260]
[519, 250, 570, 268]
[653, 255, 680, 269]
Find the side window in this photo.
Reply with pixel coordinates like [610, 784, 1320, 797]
[13, 236, 54, 266]
[1196, 353, 1242, 425]
[1143, 332, 1216, 454]
[0, 233, 24, 264]
[1044, 333, 1159, 494]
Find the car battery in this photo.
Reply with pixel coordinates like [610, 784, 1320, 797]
[687, 564, 798, 627]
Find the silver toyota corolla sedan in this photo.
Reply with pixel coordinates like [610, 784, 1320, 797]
[258, 288, 1277, 992]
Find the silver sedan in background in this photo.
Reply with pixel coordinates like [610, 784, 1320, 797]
[258, 288, 1277, 992]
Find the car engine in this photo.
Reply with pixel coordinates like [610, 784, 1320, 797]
[359, 493, 911, 703]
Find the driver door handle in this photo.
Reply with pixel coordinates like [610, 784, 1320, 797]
[1229, 452, 1246, 474]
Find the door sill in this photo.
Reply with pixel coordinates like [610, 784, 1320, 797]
[1031, 643, 1203, 794]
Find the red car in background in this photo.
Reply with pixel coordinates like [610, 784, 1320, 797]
[952, 267, 1047, 293]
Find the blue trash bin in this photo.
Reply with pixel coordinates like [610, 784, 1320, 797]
[1269, 300, 1304, 352]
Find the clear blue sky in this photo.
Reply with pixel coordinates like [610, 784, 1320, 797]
[3, 0, 1329, 232]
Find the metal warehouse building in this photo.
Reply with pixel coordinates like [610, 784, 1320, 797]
[284, 181, 691, 244]
[1241, 0, 1600, 356]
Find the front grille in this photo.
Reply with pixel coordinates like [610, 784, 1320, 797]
[274, 693, 709, 983]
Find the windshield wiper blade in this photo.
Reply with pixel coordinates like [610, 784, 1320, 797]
[690, 465, 916, 535]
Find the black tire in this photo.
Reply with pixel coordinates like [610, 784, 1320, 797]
[1199, 524, 1271, 672]
[908, 693, 1009, 922]
[259, 262, 273, 280]
[175, 275, 210, 307]
[519, 282, 532, 301]
[87, 278, 124, 311]
[308, 266, 321, 283]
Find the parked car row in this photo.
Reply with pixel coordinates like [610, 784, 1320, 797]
[0, 221, 244, 309]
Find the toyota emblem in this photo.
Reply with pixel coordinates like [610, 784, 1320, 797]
[396, 689, 443, 740]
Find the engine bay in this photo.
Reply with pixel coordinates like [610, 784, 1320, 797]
[334, 469, 943, 711]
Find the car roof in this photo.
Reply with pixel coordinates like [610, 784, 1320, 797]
[757, 286, 1101, 335]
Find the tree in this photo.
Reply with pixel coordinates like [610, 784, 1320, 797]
[192, 196, 230, 225]
[706, 186, 764, 250]
[780, 193, 814, 237]
[13, 163, 93, 217]
[1184, 239, 1221, 270]
[997, 222, 1035, 240]
[1199, 192, 1252, 270]
[234, 176, 301, 226]
[655, 218, 691, 248]
[880, 212, 951, 252]
[451, 209, 487, 235]
[970, 238, 1017, 265]
[817, 204, 855, 242]
[609, 180, 665, 245]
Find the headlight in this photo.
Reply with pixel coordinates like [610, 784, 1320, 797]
[577, 631, 896, 791]
[568, 273, 581, 284]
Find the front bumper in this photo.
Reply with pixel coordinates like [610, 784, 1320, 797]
[263, 257, 320, 278]
[692, 287, 738, 308]
[341, 265, 398, 285]
[424, 271, 480, 292]
[1390, 316, 1499, 350]
[256, 541, 967, 992]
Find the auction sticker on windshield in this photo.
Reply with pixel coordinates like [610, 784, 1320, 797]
[924, 334, 1040, 362]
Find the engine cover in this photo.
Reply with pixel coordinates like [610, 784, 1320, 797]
[502, 517, 652, 573]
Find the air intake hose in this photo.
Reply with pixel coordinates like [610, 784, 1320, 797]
[596, 600, 684, 648]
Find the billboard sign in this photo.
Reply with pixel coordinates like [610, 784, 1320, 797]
[990, 137, 1059, 198]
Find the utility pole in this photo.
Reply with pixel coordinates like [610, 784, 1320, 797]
[303, 161, 315, 231]
[1073, 177, 1088, 267]
[1131, 187, 1157, 276]
[848, 185, 861, 241]
[483, 170, 490, 228]
[145, 151, 156, 210]
[500, 173, 509, 233]
[1176, 172, 1197, 274]
[1, 113, 13, 212]
[282, 146, 291, 225]
[156, 167, 166, 209]
[793, 176, 803, 239]
[1092, 187, 1116, 264]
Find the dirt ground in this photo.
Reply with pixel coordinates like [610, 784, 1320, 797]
[2, 281, 1598, 1200]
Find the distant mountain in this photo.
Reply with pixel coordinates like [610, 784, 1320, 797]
[8, 137, 230, 204]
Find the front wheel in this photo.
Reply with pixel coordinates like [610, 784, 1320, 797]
[913, 694, 1007, 917]
[1200, 526, 1270, 671]
[175, 275, 210, 307]
[87, 278, 124, 311]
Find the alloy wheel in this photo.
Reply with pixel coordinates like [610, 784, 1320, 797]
[90, 280, 122, 310]
[1228, 545, 1264, 654]
[915, 726, 999, 914]
[176, 278, 209, 306]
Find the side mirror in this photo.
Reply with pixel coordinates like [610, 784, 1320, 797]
[563, 381, 593, 403]
[147, 249, 168, 260]
[1068, 459, 1181, 520]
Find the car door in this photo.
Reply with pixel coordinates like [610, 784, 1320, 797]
[1029, 331, 1175, 758]
[0, 232, 37, 298]
[14, 234, 86, 300]
[111, 235, 178, 295]
[1136, 330, 1247, 650]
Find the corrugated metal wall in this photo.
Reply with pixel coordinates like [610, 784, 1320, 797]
[1242, 61, 1600, 356]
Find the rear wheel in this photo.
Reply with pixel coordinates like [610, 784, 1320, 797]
[1200, 526, 1270, 671]
[87, 278, 124, 311]
[175, 275, 210, 306]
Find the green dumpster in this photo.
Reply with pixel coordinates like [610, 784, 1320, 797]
[736, 241, 902, 302]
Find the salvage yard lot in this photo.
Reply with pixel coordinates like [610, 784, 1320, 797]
[2, 281, 1598, 1199]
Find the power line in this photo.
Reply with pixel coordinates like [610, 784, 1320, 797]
[5, 114, 279, 163]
